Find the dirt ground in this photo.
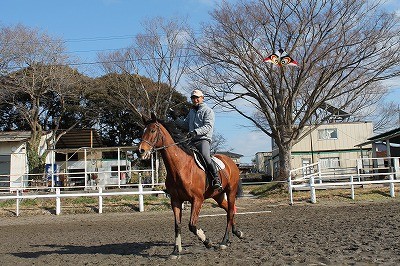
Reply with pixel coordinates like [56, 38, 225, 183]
[1, 197, 400, 266]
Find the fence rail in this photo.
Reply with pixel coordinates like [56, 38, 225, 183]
[0, 184, 165, 216]
[288, 156, 400, 204]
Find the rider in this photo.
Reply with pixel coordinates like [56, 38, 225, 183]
[172, 89, 222, 190]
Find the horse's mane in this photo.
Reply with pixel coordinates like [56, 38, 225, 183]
[145, 117, 194, 156]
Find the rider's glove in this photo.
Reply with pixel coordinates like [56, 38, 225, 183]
[187, 131, 197, 139]
[168, 108, 178, 120]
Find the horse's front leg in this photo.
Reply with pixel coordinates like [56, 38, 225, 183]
[189, 199, 213, 249]
[170, 200, 183, 259]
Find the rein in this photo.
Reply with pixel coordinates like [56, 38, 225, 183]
[153, 139, 189, 152]
[142, 122, 189, 153]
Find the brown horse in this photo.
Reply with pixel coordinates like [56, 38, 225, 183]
[138, 113, 243, 258]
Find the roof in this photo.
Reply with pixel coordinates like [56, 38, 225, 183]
[367, 127, 400, 144]
[356, 127, 400, 146]
[0, 129, 104, 149]
[320, 102, 350, 119]
[217, 151, 243, 158]
[55, 129, 103, 149]
[0, 131, 31, 142]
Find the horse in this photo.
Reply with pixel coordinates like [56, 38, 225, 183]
[138, 113, 243, 258]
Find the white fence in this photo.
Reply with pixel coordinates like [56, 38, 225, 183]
[1, 147, 158, 192]
[288, 156, 400, 204]
[0, 183, 166, 216]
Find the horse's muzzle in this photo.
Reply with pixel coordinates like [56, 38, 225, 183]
[138, 148, 151, 160]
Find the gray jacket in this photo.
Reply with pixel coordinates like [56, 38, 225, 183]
[177, 103, 215, 142]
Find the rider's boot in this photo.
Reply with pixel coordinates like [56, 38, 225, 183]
[208, 162, 222, 191]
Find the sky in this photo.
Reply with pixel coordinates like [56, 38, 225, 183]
[0, 0, 269, 164]
[1, 0, 399, 164]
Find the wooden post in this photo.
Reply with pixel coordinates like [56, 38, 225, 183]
[56, 188, 61, 215]
[98, 187, 103, 214]
[288, 175, 294, 205]
[16, 189, 20, 217]
[389, 174, 395, 198]
[139, 183, 144, 212]
[310, 175, 316, 203]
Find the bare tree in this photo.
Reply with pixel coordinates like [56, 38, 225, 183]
[366, 101, 400, 133]
[0, 24, 88, 175]
[97, 16, 194, 120]
[211, 132, 228, 154]
[191, 0, 400, 180]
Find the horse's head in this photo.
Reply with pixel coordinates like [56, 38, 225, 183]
[138, 113, 163, 160]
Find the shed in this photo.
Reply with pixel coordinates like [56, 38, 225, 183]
[0, 131, 31, 189]
[356, 127, 400, 157]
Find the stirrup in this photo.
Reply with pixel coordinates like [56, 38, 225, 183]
[212, 179, 222, 190]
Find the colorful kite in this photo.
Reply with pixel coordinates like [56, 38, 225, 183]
[263, 48, 298, 67]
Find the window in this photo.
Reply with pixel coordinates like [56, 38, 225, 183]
[319, 157, 340, 169]
[302, 158, 312, 175]
[318, 128, 338, 140]
[111, 165, 127, 178]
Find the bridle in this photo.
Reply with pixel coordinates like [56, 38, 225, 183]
[140, 121, 189, 153]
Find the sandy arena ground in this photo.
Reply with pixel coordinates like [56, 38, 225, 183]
[1, 197, 400, 265]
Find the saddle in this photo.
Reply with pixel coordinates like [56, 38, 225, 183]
[192, 149, 225, 173]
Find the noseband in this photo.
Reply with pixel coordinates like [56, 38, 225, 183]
[141, 122, 164, 152]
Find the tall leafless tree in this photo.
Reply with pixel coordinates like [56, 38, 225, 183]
[98, 16, 194, 120]
[191, 0, 400, 180]
[367, 101, 400, 133]
[0, 24, 89, 175]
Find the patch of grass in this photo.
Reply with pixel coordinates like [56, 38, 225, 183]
[250, 182, 286, 196]
[69, 197, 97, 205]
[105, 195, 139, 203]
[0, 200, 14, 208]
[20, 199, 40, 207]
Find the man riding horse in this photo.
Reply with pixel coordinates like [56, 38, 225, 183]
[171, 89, 222, 190]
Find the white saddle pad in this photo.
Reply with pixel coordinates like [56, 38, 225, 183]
[194, 154, 225, 172]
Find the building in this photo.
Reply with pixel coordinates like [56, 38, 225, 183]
[254, 152, 272, 173]
[0, 131, 31, 189]
[217, 151, 243, 165]
[0, 129, 143, 191]
[269, 121, 374, 178]
[356, 127, 400, 157]
[355, 127, 400, 174]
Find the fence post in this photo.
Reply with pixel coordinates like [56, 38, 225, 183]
[394, 158, 400, 179]
[350, 175, 355, 200]
[317, 163, 322, 184]
[309, 175, 316, 203]
[356, 158, 362, 182]
[389, 174, 395, 198]
[56, 188, 61, 215]
[288, 175, 293, 205]
[16, 189, 20, 217]
[139, 183, 144, 212]
[98, 187, 103, 214]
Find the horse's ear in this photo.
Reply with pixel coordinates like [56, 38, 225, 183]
[151, 112, 157, 121]
[141, 113, 149, 124]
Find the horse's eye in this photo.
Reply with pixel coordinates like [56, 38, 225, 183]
[150, 129, 156, 133]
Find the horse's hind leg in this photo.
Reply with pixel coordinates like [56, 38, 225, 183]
[213, 192, 233, 248]
[189, 199, 213, 249]
[214, 192, 243, 249]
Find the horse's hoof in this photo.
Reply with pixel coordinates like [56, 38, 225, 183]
[235, 230, 244, 239]
[169, 254, 180, 260]
[204, 239, 213, 249]
[219, 244, 228, 250]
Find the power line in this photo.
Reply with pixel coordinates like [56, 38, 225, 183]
[64, 35, 136, 43]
